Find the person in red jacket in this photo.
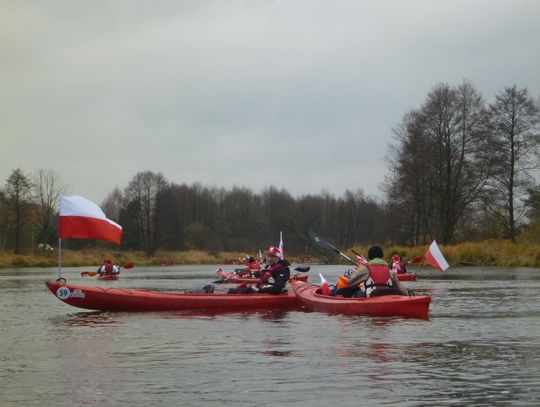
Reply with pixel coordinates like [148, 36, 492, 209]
[391, 254, 407, 274]
[97, 259, 119, 276]
[236, 256, 262, 277]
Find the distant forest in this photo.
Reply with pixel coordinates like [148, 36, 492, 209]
[2, 81, 539, 255]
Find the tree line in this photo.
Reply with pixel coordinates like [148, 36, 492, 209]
[384, 81, 539, 244]
[1, 81, 539, 255]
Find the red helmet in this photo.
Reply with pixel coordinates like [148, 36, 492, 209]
[392, 255, 400, 263]
[266, 246, 280, 256]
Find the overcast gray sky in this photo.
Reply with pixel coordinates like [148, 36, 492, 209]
[2, 0, 539, 204]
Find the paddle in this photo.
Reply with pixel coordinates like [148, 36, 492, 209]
[308, 230, 356, 265]
[81, 262, 134, 277]
[213, 266, 310, 284]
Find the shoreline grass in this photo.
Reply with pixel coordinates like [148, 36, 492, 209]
[1, 239, 539, 268]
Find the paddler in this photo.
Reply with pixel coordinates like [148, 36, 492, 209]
[228, 246, 290, 294]
[333, 246, 409, 297]
[97, 259, 120, 276]
[391, 254, 408, 274]
[235, 256, 262, 277]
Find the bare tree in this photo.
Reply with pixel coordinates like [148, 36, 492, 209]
[101, 187, 123, 222]
[0, 190, 8, 249]
[385, 81, 491, 244]
[33, 169, 65, 246]
[485, 85, 540, 242]
[5, 168, 33, 253]
[123, 171, 169, 254]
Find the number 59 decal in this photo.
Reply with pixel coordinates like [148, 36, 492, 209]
[56, 287, 71, 300]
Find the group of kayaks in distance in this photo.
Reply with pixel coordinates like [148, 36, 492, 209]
[47, 232, 441, 320]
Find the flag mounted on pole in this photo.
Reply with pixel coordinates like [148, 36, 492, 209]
[425, 241, 449, 272]
[59, 195, 123, 245]
[278, 231, 284, 260]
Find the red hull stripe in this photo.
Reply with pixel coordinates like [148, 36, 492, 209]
[59, 216, 122, 245]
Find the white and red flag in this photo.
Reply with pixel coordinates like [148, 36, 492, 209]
[59, 195, 122, 245]
[319, 273, 330, 296]
[425, 241, 449, 272]
[278, 231, 284, 260]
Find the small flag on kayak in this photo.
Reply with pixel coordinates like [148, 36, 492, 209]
[59, 195, 123, 245]
[319, 273, 331, 296]
[425, 241, 449, 272]
[355, 254, 368, 265]
[278, 231, 284, 260]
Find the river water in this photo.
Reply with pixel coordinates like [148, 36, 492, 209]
[1, 265, 539, 406]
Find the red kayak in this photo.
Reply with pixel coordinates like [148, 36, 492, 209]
[395, 272, 417, 281]
[216, 269, 308, 284]
[290, 280, 430, 319]
[46, 280, 300, 312]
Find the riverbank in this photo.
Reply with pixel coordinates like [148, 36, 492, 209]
[0, 249, 242, 268]
[354, 240, 540, 268]
[1, 239, 539, 268]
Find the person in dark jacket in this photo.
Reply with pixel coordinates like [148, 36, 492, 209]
[228, 246, 290, 294]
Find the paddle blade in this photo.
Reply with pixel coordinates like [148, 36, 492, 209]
[81, 271, 98, 277]
[410, 256, 424, 265]
[308, 230, 338, 253]
[294, 266, 310, 272]
[122, 262, 134, 269]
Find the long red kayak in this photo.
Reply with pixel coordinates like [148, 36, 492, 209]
[290, 280, 430, 319]
[395, 272, 417, 281]
[216, 269, 308, 284]
[46, 280, 300, 312]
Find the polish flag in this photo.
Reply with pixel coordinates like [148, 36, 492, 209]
[59, 195, 123, 245]
[278, 231, 284, 260]
[425, 241, 449, 272]
[356, 254, 368, 265]
[319, 273, 330, 296]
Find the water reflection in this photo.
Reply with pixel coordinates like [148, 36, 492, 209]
[50, 311, 119, 327]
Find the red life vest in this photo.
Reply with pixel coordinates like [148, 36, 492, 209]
[247, 261, 261, 272]
[104, 262, 113, 274]
[364, 264, 393, 291]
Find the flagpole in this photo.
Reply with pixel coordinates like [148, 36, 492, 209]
[58, 237, 62, 279]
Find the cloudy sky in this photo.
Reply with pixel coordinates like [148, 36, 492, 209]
[2, 0, 539, 204]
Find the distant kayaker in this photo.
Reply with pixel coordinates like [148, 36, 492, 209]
[333, 246, 408, 297]
[228, 246, 290, 294]
[97, 259, 120, 276]
[391, 254, 407, 274]
[236, 256, 262, 277]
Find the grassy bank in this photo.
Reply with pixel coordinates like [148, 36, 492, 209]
[1, 239, 539, 268]
[0, 249, 247, 269]
[352, 240, 540, 268]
